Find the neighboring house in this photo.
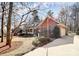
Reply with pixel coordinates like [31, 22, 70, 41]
[24, 20, 40, 36]
[36, 16, 67, 37]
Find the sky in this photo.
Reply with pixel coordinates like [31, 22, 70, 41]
[0, 2, 75, 29]
[17, 2, 75, 20]
[11, 2, 75, 29]
[37, 2, 75, 19]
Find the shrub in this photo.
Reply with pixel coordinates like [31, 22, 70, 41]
[53, 25, 60, 38]
[32, 37, 51, 47]
[39, 37, 51, 43]
[76, 28, 79, 35]
[32, 38, 41, 47]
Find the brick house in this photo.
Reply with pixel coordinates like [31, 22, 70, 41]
[36, 16, 67, 37]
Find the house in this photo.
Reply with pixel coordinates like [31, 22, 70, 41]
[36, 16, 67, 37]
[57, 23, 67, 37]
[24, 20, 40, 36]
[22, 15, 67, 37]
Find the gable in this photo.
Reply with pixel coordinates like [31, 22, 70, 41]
[37, 16, 58, 29]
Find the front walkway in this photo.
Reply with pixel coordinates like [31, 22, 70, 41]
[23, 35, 79, 56]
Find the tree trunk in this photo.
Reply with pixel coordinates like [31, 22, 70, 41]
[6, 2, 13, 47]
[1, 7, 4, 42]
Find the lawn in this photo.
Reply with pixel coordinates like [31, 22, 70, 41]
[0, 36, 35, 56]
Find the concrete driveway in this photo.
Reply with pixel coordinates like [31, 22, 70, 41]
[23, 35, 79, 56]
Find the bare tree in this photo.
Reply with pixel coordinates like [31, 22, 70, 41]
[1, 2, 5, 42]
[70, 2, 79, 32]
[6, 2, 13, 47]
[10, 3, 42, 39]
[58, 6, 70, 35]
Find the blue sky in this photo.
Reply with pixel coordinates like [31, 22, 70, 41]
[16, 2, 75, 19]
[0, 2, 75, 28]
[14, 2, 75, 25]
[24, 2, 75, 20]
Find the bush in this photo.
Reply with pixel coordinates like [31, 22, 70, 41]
[39, 37, 51, 43]
[76, 28, 79, 35]
[32, 37, 51, 47]
[32, 38, 41, 47]
[53, 25, 60, 38]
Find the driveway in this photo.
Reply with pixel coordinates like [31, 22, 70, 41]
[23, 35, 79, 56]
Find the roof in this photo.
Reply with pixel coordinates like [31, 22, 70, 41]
[36, 16, 58, 28]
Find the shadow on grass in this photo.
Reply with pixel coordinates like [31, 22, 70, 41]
[0, 41, 23, 55]
[0, 45, 7, 48]
[15, 47, 36, 56]
[17, 34, 34, 38]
